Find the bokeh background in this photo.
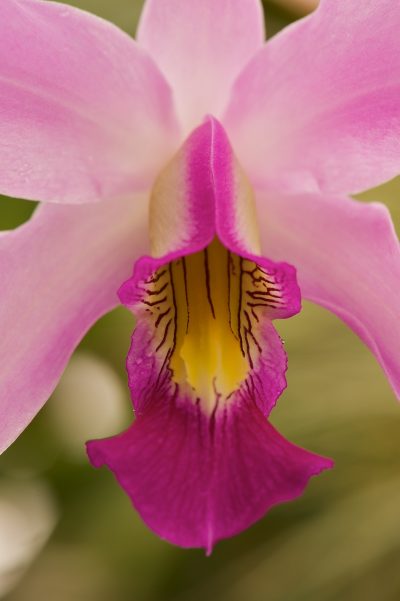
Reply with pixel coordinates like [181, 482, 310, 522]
[1, 1, 400, 599]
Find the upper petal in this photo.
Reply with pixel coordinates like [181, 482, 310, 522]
[224, 0, 400, 195]
[256, 188, 400, 400]
[0, 194, 148, 454]
[0, 0, 179, 204]
[137, 0, 265, 133]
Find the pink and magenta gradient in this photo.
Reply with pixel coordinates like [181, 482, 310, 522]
[87, 120, 332, 551]
[0, 0, 399, 548]
[88, 393, 331, 553]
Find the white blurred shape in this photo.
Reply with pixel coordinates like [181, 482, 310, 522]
[49, 352, 129, 460]
[0, 480, 57, 598]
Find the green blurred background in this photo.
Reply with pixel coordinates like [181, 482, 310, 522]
[1, 1, 400, 599]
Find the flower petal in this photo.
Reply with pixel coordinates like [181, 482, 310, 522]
[0, 0, 179, 204]
[256, 188, 400, 399]
[137, 0, 264, 132]
[224, 0, 400, 195]
[87, 378, 332, 552]
[0, 195, 148, 453]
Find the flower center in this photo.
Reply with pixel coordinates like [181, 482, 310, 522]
[141, 238, 284, 412]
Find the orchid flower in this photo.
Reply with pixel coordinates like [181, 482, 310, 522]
[0, 0, 399, 552]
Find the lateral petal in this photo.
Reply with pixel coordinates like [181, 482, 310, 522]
[256, 188, 400, 400]
[0, 0, 179, 203]
[0, 195, 148, 453]
[224, 0, 400, 194]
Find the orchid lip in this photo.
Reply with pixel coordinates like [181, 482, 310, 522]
[118, 116, 301, 415]
[123, 235, 296, 416]
[87, 118, 332, 551]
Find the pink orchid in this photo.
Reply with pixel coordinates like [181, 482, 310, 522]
[1, 0, 399, 552]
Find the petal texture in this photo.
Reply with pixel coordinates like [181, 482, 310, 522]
[257, 189, 400, 399]
[0, 195, 148, 453]
[87, 393, 332, 552]
[137, 0, 264, 132]
[0, 0, 179, 204]
[224, 0, 400, 194]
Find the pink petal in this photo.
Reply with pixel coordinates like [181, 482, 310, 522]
[257, 188, 400, 399]
[224, 0, 400, 195]
[0, 0, 179, 204]
[137, 0, 264, 132]
[0, 195, 149, 453]
[87, 371, 332, 552]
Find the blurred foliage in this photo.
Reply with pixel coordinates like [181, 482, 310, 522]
[1, 1, 400, 600]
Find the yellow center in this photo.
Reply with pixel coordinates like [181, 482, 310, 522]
[169, 239, 248, 405]
[142, 239, 284, 413]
